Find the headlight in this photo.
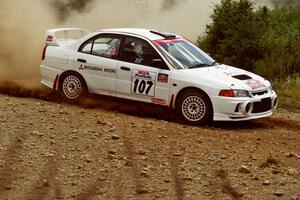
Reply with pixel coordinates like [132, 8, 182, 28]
[219, 89, 251, 97]
[233, 90, 251, 97]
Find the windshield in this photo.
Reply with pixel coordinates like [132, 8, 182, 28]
[153, 38, 216, 69]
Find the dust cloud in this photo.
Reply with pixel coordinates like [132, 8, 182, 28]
[47, 0, 96, 21]
[0, 0, 55, 89]
[57, 0, 220, 40]
[1, 0, 273, 92]
[0, 0, 220, 91]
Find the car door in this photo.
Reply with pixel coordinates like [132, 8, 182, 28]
[116, 36, 171, 105]
[74, 34, 121, 94]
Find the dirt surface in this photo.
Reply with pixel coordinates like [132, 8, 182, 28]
[0, 92, 299, 200]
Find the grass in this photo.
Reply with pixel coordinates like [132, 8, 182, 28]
[272, 75, 300, 111]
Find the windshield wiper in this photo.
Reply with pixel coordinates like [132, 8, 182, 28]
[210, 61, 219, 66]
[189, 63, 210, 69]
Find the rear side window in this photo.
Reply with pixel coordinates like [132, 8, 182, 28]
[81, 40, 93, 54]
[79, 34, 121, 59]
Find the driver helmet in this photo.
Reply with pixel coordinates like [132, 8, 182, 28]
[133, 43, 143, 56]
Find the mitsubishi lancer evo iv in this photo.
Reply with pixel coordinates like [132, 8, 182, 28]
[40, 28, 278, 125]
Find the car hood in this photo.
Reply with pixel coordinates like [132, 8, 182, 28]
[180, 64, 270, 91]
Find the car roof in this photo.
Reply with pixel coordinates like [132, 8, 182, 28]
[97, 28, 180, 41]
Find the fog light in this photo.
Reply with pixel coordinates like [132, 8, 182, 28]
[273, 97, 279, 109]
[239, 101, 253, 115]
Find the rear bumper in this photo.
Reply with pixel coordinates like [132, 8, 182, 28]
[211, 91, 278, 121]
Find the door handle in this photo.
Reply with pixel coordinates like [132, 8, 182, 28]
[77, 58, 87, 63]
[120, 66, 130, 71]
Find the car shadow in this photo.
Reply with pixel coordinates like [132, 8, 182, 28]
[81, 94, 274, 130]
[210, 120, 270, 130]
[0, 82, 293, 131]
[80, 93, 177, 122]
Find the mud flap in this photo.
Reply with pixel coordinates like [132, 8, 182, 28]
[167, 94, 175, 112]
[52, 74, 60, 92]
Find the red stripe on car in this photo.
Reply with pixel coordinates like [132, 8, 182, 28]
[153, 38, 185, 46]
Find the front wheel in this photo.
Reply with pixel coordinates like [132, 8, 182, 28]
[176, 90, 213, 125]
[59, 72, 87, 102]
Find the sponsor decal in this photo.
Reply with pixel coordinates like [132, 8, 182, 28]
[157, 73, 169, 83]
[245, 79, 266, 89]
[79, 64, 84, 70]
[151, 98, 166, 105]
[214, 65, 240, 76]
[46, 35, 53, 42]
[79, 64, 102, 71]
[134, 70, 153, 80]
[153, 38, 185, 46]
[104, 68, 116, 73]
[131, 70, 156, 96]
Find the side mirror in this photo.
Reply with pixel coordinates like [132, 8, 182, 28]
[152, 59, 168, 70]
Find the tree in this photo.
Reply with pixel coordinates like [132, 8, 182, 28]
[198, 0, 264, 71]
[271, 0, 300, 7]
[254, 5, 300, 78]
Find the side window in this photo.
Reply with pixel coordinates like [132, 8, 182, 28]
[79, 34, 121, 59]
[120, 37, 168, 69]
[81, 40, 93, 54]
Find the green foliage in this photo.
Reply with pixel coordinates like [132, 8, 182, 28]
[198, 0, 300, 79]
[272, 75, 300, 110]
[254, 6, 300, 79]
[271, 0, 300, 7]
[198, 0, 264, 71]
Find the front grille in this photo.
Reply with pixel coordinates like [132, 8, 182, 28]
[252, 98, 272, 113]
[251, 90, 268, 96]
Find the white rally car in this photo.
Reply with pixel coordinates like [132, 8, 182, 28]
[40, 28, 278, 125]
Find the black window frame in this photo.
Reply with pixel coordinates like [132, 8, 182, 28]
[119, 36, 169, 70]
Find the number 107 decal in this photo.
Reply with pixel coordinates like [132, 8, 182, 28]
[131, 70, 156, 96]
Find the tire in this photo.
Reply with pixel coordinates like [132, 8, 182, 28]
[176, 89, 213, 125]
[59, 72, 87, 103]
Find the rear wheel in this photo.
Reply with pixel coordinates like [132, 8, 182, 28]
[59, 72, 87, 102]
[176, 89, 213, 125]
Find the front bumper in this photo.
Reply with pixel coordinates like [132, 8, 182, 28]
[211, 90, 278, 121]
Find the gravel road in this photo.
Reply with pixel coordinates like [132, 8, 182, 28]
[0, 93, 299, 200]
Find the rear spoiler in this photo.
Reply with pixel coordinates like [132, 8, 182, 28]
[45, 28, 90, 46]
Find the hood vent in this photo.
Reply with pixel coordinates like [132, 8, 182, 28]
[232, 74, 252, 80]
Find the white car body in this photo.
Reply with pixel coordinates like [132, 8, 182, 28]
[40, 28, 278, 123]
